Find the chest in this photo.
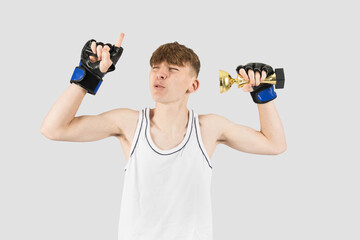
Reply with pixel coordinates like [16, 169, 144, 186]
[118, 114, 218, 162]
[149, 128, 186, 151]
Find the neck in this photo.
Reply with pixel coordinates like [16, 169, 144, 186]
[150, 102, 190, 135]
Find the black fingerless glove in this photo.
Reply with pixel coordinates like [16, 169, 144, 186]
[70, 39, 124, 95]
[236, 62, 277, 104]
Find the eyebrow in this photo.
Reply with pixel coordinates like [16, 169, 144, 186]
[152, 64, 181, 69]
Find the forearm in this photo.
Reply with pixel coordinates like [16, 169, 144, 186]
[41, 83, 87, 135]
[257, 101, 287, 153]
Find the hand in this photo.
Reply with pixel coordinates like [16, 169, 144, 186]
[236, 63, 274, 92]
[88, 33, 125, 73]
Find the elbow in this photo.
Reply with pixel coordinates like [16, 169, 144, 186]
[40, 126, 60, 141]
[275, 147, 287, 155]
[272, 143, 287, 155]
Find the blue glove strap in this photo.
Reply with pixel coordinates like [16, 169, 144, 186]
[70, 61, 103, 95]
[71, 66, 85, 81]
[257, 86, 276, 102]
[251, 84, 277, 104]
[93, 79, 102, 94]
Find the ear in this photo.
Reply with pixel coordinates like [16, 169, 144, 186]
[186, 78, 200, 93]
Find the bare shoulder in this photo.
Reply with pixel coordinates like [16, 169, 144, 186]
[100, 107, 140, 137]
[102, 108, 141, 161]
[198, 113, 230, 144]
[198, 112, 228, 123]
[198, 113, 231, 127]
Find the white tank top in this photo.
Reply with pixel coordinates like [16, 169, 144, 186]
[117, 107, 213, 240]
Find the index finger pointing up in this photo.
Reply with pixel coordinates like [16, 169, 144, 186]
[114, 33, 125, 47]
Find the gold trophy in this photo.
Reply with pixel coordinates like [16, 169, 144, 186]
[219, 68, 285, 93]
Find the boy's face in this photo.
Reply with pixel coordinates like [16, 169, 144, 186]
[149, 61, 198, 104]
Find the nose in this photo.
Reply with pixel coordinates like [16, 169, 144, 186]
[157, 67, 168, 80]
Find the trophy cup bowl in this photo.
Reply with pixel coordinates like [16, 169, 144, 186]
[219, 68, 285, 93]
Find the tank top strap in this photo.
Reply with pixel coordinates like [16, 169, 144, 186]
[193, 111, 212, 169]
[128, 108, 146, 160]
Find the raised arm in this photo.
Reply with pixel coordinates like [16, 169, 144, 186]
[215, 62, 286, 155]
[40, 83, 137, 141]
[40, 34, 129, 141]
[215, 101, 286, 155]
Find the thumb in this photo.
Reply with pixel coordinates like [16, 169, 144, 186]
[242, 84, 253, 92]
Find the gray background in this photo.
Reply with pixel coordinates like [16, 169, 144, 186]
[1, 0, 359, 239]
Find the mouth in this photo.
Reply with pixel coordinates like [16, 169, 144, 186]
[154, 84, 165, 88]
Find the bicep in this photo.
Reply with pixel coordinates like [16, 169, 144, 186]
[215, 114, 276, 155]
[53, 108, 132, 142]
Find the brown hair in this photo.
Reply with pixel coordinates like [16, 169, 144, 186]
[149, 41, 200, 78]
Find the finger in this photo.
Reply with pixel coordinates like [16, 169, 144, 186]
[89, 55, 97, 63]
[255, 71, 261, 86]
[239, 68, 249, 81]
[100, 49, 112, 73]
[102, 46, 111, 61]
[261, 70, 267, 82]
[89, 41, 98, 62]
[96, 45, 103, 60]
[103, 44, 111, 51]
[91, 41, 97, 54]
[248, 69, 255, 86]
[114, 33, 125, 47]
[102, 47, 111, 61]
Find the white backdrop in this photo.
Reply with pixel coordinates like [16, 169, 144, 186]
[1, 0, 359, 239]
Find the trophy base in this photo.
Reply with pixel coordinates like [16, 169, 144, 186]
[275, 68, 285, 89]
